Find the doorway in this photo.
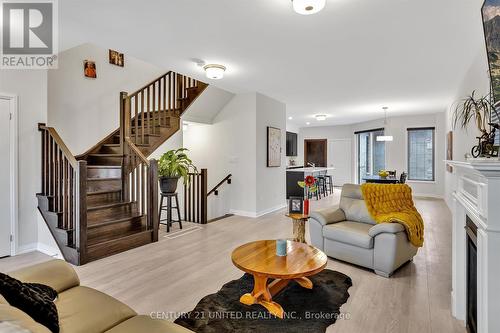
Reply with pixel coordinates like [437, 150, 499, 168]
[329, 139, 352, 186]
[304, 139, 327, 167]
[0, 94, 18, 257]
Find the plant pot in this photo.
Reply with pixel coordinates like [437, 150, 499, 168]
[159, 176, 180, 194]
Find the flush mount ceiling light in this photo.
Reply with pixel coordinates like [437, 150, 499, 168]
[306, 122, 311, 125]
[315, 114, 327, 121]
[376, 107, 393, 142]
[203, 64, 226, 80]
[288, 116, 293, 120]
[292, 0, 326, 15]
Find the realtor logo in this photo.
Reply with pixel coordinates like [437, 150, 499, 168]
[1, 0, 58, 68]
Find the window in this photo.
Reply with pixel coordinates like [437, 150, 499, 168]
[356, 128, 385, 183]
[407, 127, 435, 181]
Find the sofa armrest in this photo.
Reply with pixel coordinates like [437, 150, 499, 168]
[310, 206, 346, 226]
[368, 223, 405, 237]
[9, 259, 80, 293]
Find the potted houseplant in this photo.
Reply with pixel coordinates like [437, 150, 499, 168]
[158, 148, 197, 193]
[453, 91, 499, 157]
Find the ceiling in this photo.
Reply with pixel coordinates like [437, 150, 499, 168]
[59, 0, 483, 126]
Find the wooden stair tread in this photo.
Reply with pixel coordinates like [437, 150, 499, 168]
[87, 201, 133, 211]
[88, 154, 124, 157]
[87, 189, 121, 196]
[87, 228, 150, 246]
[87, 212, 143, 229]
[87, 225, 148, 246]
[86, 229, 153, 261]
[103, 143, 148, 147]
[87, 177, 121, 181]
[87, 165, 121, 169]
[87, 209, 141, 226]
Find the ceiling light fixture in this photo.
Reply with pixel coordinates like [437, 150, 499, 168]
[203, 64, 226, 80]
[292, 0, 326, 15]
[376, 107, 393, 142]
[288, 116, 293, 120]
[306, 122, 311, 125]
[315, 114, 327, 121]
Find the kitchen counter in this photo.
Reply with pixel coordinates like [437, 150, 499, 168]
[286, 167, 335, 199]
[286, 167, 335, 173]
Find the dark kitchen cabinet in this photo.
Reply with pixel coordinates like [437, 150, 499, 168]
[286, 131, 298, 156]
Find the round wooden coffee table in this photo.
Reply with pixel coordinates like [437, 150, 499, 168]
[231, 240, 327, 318]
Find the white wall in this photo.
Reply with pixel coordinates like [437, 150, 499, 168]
[184, 92, 287, 218]
[298, 112, 446, 197]
[443, 0, 491, 206]
[48, 43, 164, 154]
[184, 93, 257, 217]
[0, 69, 59, 255]
[182, 85, 234, 124]
[256, 93, 286, 214]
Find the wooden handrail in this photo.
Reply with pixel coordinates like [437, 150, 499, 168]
[125, 137, 149, 166]
[208, 174, 232, 196]
[128, 71, 172, 98]
[38, 123, 78, 167]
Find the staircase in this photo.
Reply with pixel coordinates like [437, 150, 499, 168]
[37, 72, 208, 265]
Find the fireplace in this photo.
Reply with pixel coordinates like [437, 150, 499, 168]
[465, 216, 477, 333]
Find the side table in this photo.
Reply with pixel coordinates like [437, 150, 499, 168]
[285, 213, 309, 243]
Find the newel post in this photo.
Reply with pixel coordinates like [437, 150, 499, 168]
[76, 160, 88, 265]
[149, 159, 159, 241]
[120, 92, 131, 201]
[201, 168, 208, 224]
[119, 91, 131, 153]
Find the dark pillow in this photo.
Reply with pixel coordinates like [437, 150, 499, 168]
[0, 273, 59, 333]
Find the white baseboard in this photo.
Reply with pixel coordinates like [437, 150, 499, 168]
[412, 193, 444, 199]
[16, 242, 62, 259]
[36, 243, 63, 258]
[230, 203, 287, 218]
[229, 209, 258, 218]
[255, 203, 287, 218]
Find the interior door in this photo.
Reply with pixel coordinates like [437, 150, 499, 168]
[0, 98, 11, 257]
[304, 139, 327, 167]
[329, 139, 352, 186]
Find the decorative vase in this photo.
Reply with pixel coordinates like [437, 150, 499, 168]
[303, 199, 310, 215]
[276, 239, 287, 257]
[159, 176, 180, 193]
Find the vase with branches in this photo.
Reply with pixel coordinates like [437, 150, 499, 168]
[453, 91, 499, 157]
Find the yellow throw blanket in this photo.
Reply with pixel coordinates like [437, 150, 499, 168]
[361, 183, 424, 247]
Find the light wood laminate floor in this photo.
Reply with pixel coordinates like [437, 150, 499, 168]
[0, 190, 465, 333]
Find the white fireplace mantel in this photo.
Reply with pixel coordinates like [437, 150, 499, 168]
[446, 160, 500, 333]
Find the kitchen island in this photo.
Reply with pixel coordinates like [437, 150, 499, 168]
[286, 167, 335, 199]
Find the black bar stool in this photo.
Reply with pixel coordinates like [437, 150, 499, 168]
[324, 174, 333, 194]
[159, 192, 182, 232]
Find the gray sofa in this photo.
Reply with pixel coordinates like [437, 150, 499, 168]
[309, 184, 418, 277]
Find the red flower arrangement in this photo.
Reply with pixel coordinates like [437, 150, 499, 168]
[298, 176, 318, 215]
[305, 175, 315, 186]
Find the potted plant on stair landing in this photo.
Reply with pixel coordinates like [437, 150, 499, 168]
[158, 148, 197, 193]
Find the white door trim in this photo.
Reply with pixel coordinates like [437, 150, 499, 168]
[0, 93, 19, 256]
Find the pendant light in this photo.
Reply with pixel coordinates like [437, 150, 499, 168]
[376, 107, 393, 142]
